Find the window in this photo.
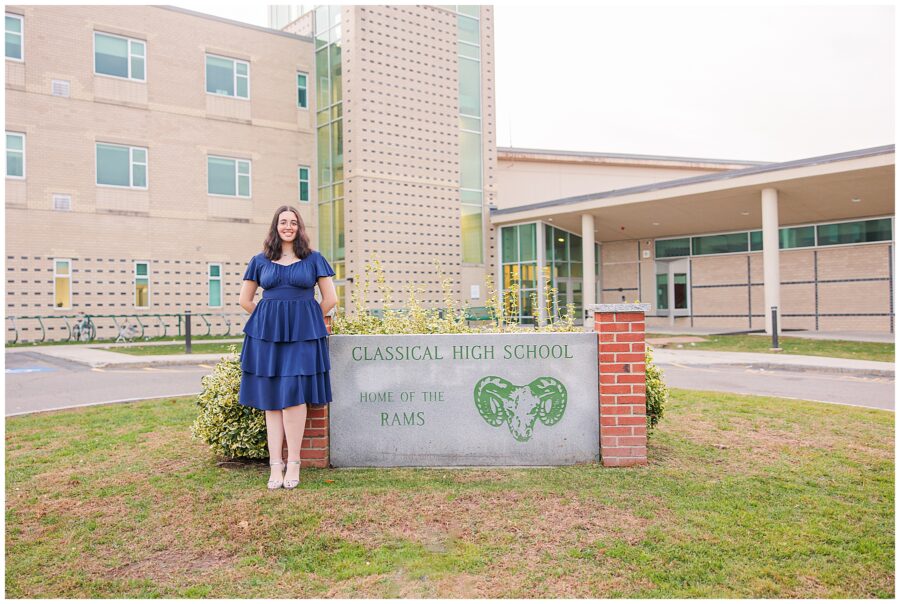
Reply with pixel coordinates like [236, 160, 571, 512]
[54, 259, 71, 308]
[96, 143, 147, 188]
[500, 224, 538, 323]
[6, 132, 24, 178]
[6, 13, 22, 60]
[817, 218, 892, 246]
[655, 238, 690, 258]
[208, 156, 250, 197]
[94, 32, 145, 81]
[750, 226, 817, 251]
[656, 260, 690, 315]
[749, 231, 761, 251]
[134, 262, 149, 307]
[544, 224, 586, 318]
[461, 205, 483, 264]
[206, 54, 249, 99]
[208, 264, 222, 307]
[297, 72, 308, 108]
[298, 166, 310, 202]
[656, 273, 668, 310]
[460, 130, 482, 190]
[692, 232, 748, 256]
[459, 57, 481, 118]
[458, 14, 479, 45]
[780, 226, 816, 249]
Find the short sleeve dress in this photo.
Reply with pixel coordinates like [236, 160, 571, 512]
[238, 251, 336, 410]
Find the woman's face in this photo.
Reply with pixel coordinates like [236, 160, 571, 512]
[277, 211, 300, 243]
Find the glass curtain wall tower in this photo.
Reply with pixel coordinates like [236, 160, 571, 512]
[278, 5, 497, 313]
[452, 5, 484, 265]
[314, 6, 345, 303]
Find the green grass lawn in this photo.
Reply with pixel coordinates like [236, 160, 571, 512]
[104, 343, 242, 356]
[6, 390, 894, 598]
[649, 333, 894, 363]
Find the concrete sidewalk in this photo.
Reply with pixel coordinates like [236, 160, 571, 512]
[647, 328, 895, 344]
[6, 341, 240, 368]
[652, 347, 894, 378]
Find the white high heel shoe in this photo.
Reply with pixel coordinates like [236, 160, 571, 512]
[283, 460, 301, 489]
[268, 461, 285, 490]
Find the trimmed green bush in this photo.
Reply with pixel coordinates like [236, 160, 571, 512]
[190, 346, 267, 459]
[645, 347, 668, 432]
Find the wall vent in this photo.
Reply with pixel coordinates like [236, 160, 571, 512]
[52, 194, 72, 211]
[51, 79, 70, 97]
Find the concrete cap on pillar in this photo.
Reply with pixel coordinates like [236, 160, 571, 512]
[586, 303, 651, 313]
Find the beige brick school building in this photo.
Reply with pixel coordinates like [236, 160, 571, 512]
[5, 5, 895, 342]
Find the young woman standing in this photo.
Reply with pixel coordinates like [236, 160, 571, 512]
[238, 205, 337, 489]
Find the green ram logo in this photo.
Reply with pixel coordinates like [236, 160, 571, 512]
[473, 376, 567, 442]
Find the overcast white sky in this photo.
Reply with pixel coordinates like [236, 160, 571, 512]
[177, 3, 894, 162]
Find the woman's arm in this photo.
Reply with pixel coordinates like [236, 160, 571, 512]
[239, 280, 259, 314]
[317, 276, 338, 333]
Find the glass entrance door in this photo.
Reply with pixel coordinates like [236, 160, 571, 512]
[554, 277, 583, 323]
[655, 259, 690, 318]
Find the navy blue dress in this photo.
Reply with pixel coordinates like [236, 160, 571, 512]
[238, 251, 335, 411]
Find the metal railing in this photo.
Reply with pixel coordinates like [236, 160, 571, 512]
[5, 312, 247, 344]
[6, 307, 498, 345]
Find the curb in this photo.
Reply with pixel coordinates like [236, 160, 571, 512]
[89, 355, 233, 369]
[6, 392, 202, 417]
[16, 351, 233, 370]
[658, 360, 894, 379]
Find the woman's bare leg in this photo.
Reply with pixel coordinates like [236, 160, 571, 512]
[282, 403, 308, 483]
[265, 410, 285, 483]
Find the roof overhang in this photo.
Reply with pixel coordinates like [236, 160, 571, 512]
[490, 147, 895, 241]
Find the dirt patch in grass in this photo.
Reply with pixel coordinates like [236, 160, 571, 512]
[665, 400, 893, 473]
[314, 489, 656, 597]
[326, 569, 484, 598]
[107, 550, 235, 582]
[321, 490, 650, 550]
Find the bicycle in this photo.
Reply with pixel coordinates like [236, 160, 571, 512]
[72, 315, 96, 342]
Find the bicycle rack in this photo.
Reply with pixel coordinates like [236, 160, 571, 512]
[155, 314, 167, 338]
[8, 316, 18, 344]
[199, 313, 212, 337]
[60, 316, 73, 342]
[111, 315, 124, 338]
[7, 312, 249, 345]
[133, 315, 145, 339]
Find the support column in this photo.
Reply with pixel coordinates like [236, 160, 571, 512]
[761, 187, 781, 335]
[667, 261, 676, 326]
[582, 214, 596, 316]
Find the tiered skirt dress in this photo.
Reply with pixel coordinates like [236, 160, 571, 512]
[238, 251, 335, 410]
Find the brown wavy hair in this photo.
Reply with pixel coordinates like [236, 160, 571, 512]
[263, 205, 312, 261]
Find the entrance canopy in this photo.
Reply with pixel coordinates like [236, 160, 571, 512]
[490, 146, 894, 242]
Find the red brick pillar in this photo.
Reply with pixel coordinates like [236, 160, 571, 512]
[593, 303, 649, 467]
[301, 405, 330, 468]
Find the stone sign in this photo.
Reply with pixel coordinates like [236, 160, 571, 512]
[329, 332, 599, 466]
